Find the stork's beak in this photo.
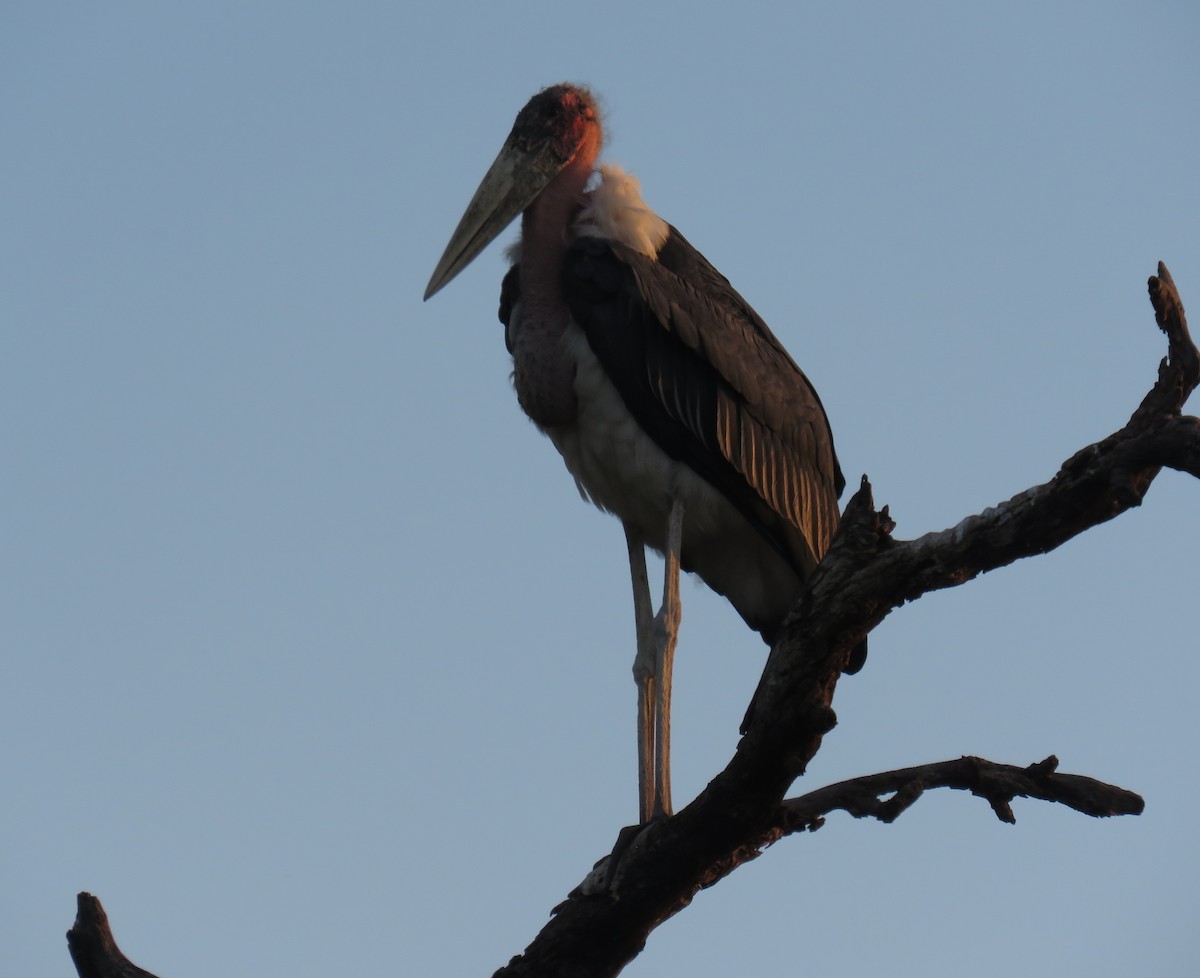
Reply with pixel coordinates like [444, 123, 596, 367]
[424, 131, 567, 301]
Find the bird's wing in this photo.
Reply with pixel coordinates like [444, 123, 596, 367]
[559, 229, 844, 578]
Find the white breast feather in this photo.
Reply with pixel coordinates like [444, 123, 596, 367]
[551, 323, 726, 536]
[575, 165, 670, 258]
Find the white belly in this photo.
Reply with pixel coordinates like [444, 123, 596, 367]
[542, 324, 802, 639]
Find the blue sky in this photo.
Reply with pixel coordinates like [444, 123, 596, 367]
[4, 3, 1199, 976]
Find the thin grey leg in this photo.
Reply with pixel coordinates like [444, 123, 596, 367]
[624, 521, 657, 824]
[652, 498, 684, 818]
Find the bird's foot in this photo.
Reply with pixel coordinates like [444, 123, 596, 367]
[573, 818, 666, 897]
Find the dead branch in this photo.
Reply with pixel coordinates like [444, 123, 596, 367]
[780, 755, 1145, 832]
[67, 893, 162, 978]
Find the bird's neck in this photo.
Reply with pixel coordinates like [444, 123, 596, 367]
[511, 132, 600, 429]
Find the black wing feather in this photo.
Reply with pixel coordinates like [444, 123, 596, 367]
[560, 230, 845, 581]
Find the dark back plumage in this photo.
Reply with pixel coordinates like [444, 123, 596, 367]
[503, 228, 847, 585]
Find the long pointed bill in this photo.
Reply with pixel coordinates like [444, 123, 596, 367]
[424, 132, 569, 301]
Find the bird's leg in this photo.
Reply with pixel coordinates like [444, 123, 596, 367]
[652, 498, 684, 818]
[624, 521, 658, 824]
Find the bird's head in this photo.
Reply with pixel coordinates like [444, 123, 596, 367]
[424, 84, 602, 300]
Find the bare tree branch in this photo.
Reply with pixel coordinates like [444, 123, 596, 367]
[67, 893, 162, 978]
[66, 265, 1195, 978]
[780, 755, 1145, 832]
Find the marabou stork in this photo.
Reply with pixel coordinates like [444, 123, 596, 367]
[425, 84, 859, 823]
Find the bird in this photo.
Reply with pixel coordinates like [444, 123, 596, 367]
[425, 83, 858, 823]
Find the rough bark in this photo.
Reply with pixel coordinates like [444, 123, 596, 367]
[67, 893, 162, 978]
[67, 265, 1195, 978]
